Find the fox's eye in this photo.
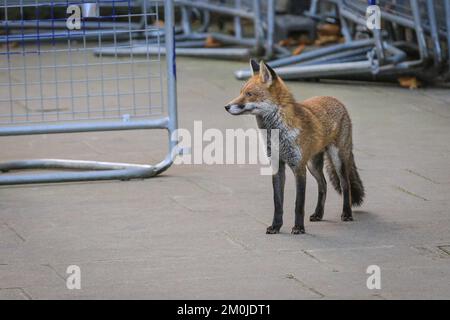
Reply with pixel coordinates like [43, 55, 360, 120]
[245, 92, 253, 97]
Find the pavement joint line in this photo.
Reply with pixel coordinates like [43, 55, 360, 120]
[392, 185, 429, 201]
[371, 293, 387, 300]
[285, 273, 325, 298]
[301, 249, 323, 264]
[405, 169, 441, 184]
[10, 254, 239, 268]
[222, 231, 252, 252]
[242, 212, 269, 227]
[410, 245, 443, 261]
[437, 245, 450, 257]
[411, 245, 450, 260]
[412, 245, 437, 255]
[169, 196, 196, 212]
[0, 287, 32, 300]
[81, 140, 105, 155]
[277, 249, 343, 273]
[182, 176, 233, 195]
[306, 245, 395, 253]
[3, 222, 26, 242]
[178, 177, 214, 195]
[42, 263, 67, 283]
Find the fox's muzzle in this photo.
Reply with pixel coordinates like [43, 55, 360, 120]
[225, 104, 250, 115]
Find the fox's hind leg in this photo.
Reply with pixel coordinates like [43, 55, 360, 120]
[327, 145, 353, 221]
[267, 161, 286, 234]
[307, 152, 327, 222]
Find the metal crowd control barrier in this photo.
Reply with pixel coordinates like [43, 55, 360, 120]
[331, 0, 449, 77]
[0, 0, 178, 185]
[95, 0, 281, 60]
[235, 0, 450, 81]
[179, 0, 289, 58]
[176, 0, 269, 54]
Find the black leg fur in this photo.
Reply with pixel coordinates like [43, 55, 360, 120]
[267, 161, 286, 234]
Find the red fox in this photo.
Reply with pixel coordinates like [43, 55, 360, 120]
[225, 60, 365, 234]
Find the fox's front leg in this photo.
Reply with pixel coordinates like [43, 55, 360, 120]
[292, 166, 307, 234]
[266, 161, 286, 234]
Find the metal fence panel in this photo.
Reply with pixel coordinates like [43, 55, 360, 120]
[0, 0, 178, 185]
[173, 0, 275, 58]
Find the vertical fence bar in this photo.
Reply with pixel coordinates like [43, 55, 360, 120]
[165, 0, 178, 152]
[338, 0, 352, 43]
[181, 5, 192, 35]
[426, 0, 442, 65]
[266, 0, 275, 58]
[234, 0, 243, 39]
[410, 0, 429, 61]
[253, 0, 264, 54]
[309, 0, 319, 16]
[445, 0, 450, 75]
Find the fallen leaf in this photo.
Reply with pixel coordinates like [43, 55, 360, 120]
[398, 77, 422, 89]
[278, 38, 296, 47]
[292, 44, 306, 55]
[153, 20, 165, 28]
[314, 35, 341, 46]
[205, 35, 222, 48]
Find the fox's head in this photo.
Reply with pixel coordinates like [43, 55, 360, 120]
[225, 59, 290, 116]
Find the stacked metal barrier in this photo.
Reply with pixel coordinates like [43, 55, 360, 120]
[235, 0, 450, 82]
[0, 0, 178, 185]
[175, 0, 270, 57]
[95, 0, 282, 60]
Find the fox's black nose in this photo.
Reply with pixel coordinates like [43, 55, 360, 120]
[225, 105, 230, 111]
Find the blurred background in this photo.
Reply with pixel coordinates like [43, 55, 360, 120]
[1, 0, 449, 88]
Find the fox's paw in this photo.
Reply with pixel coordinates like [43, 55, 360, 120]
[310, 213, 323, 222]
[291, 225, 305, 234]
[266, 226, 281, 234]
[341, 214, 353, 222]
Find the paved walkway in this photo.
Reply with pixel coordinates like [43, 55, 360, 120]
[1, 58, 449, 299]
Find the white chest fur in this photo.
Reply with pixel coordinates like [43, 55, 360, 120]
[256, 110, 302, 169]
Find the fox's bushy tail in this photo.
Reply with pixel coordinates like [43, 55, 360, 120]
[347, 152, 365, 206]
[325, 152, 365, 207]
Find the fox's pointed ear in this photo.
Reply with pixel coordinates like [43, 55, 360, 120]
[250, 59, 260, 76]
[259, 61, 277, 86]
